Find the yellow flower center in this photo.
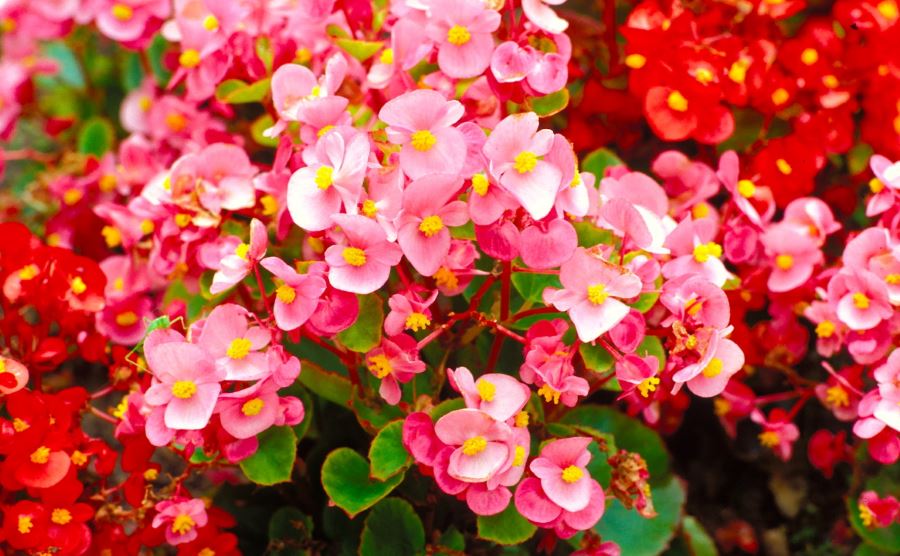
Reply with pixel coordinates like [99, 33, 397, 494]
[276, 284, 296, 304]
[203, 14, 219, 31]
[111, 3, 133, 21]
[64, 187, 83, 205]
[418, 215, 444, 237]
[771, 88, 790, 105]
[227, 338, 252, 360]
[695, 67, 714, 84]
[410, 129, 437, 152]
[537, 384, 562, 404]
[816, 320, 836, 338]
[18, 515, 33, 534]
[172, 380, 197, 399]
[13, 418, 29, 432]
[99, 173, 117, 192]
[667, 90, 688, 112]
[315, 166, 334, 189]
[171, 514, 196, 535]
[367, 354, 393, 379]
[561, 465, 583, 483]
[379, 48, 394, 65]
[878, 0, 899, 19]
[144, 468, 159, 481]
[758, 430, 780, 447]
[260, 194, 279, 216]
[51, 508, 72, 525]
[71, 450, 88, 465]
[461, 436, 487, 456]
[512, 445, 526, 466]
[434, 266, 459, 290]
[141, 219, 155, 234]
[71, 276, 87, 294]
[625, 53, 646, 69]
[114, 277, 125, 291]
[0, 359, 5, 373]
[692, 242, 722, 263]
[513, 151, 538, 174]
[235, 242, 250, 259]
[702, 357, 724, 378]
[472, 173, 490, 196]
[685, 334, 698, 350]
[885, 273, 900, 285]
[776, 158, 793, 175]
[800, 48, 819, 65]
[166, 113, 187, 132]
[737, 179, 756, 198]
[116, 311, 139, 327]
[852, 292, 870, 309]
[19, 264, 39, 280]
[714, 398, 731, 416]
[825, 385, 849, 408]
[637, 376, 660, 397]
[860, 504, 876, 528]
[447, 25, 471, 46]
[30, 446, 51, 464]
[775, 254, 794, 270]
[587, 283, 609, 305]
[405, 312, 431, 331]
[242, 398, 265, 416]
[342, 247, 367, 267]
[692, 202, 710, 219]
[179, 49, 201, 69]
[476, 380, 496, 402]
[199, 549, 216, 556]
[515, 411, 530, 428]
[174, 213, 192, 228]
[362, 199, 378, 218]
[728, 59, 749, 84]
[869, 177, 885, 193]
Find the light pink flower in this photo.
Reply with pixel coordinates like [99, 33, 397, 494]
[543, 248, 643, 342]
[663, 215, 731, 287]
[448, 367, 531, 422]
[210, 218, 267, 294]
[396, 174, 468, 276]
[761, 223, 822, 293]
[752, 409, 800, 461]
[196, 304, 271, 381]
[260, 257, 327, 331]
[866, 154, 900, 216]
[324, 213, 403, 294]
[843, 228, 900, 305]
[597, 172, 671, 255]
[782, 197, 840, 245]
[216, 380, 280, 439]
[434, 408, 516, 484]
[152, 497, 208, 546]
[384, 289, 439, 336]
[615, 354, 661, 402]
[674, 335, 745, 398]
[270, 59, 348, 125]
[426, 0, 501, 79]
[95, 0, 170, 45]
[659, 275, 730, 330]
[522, 0, 568, 34]
[827, 269, 892, 331]
[365, 334, 427, 405]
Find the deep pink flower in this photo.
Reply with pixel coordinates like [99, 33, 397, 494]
[216, 380, 281, 439]
[384, 289, 439, 336]
[260, 257, 327, 331]
[826, 269, 892, 331]
[152, 497, 208, 546]
[396, 174, 468, 276]
[752, 409, 800, 461]
[324, 213, 403, 294]
[858, 491, 900, 528]
[365, 334, 427, 405]
[196, 304, 271, 381]
[426, 0, 501, 79]
[210, 218, 268, 294]
[448, 367, 531, 422]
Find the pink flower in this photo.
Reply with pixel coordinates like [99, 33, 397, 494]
[365, 334, 427, 405]
[196, 304, 271, 381]
[324, 213, 403, 294]
[434, 408, 516, 484]
[426, 0, 501, 79]
[717, 150, 774, 227]
[491, 42, 569, 95]
[384, 289, 439, 336]
[483, 112, 562, 220]
[663, 215, 731, 287]
[95, 0, 170, 45]
[597, 172, 671, 255]
[216, 380, 281, 439]
[260, 257, 327, 331]
[152, 497, 208, 546]
[518, 218, 579, 270]
[543, 248, 643, 342]
[866, 154, 900, 216]
[520, 351, 589, 408]
[782, 197, 840, 245]
[752, 409, 800, 461]
[210, 218, 267, 294]
[672, 334, 745, 398]
[826, 269, 892, 331]
[659, 275, 730, 330]
[97, 295, 152, 345]
[448, 367, 531, 422]
[287, 128, 370, 231]
[521, 0, 568, 34]
[515, 437, 606, 539]
[615, 354, 661, 402]
[379, 89, 467, 179]
[367, 18, 430, 89]
[843, 228, 900, 304]
[761, 223, 822, 293]
[270, 60, 348, 125]
[144, 335, 223, 433]
[857, 491, 900, 528]
[396, 174, 468, 276]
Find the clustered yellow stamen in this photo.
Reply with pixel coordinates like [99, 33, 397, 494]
[314, 166, 334, 190]
[587, 283, 608, 305]
[515, 411, 529, 428]
[405, 312, 431, 332]
[775, 254, 794, 270]
[235, 242, 250, 259]
[71, 276, 87, 295]
[852, 292, 870, 309]
[227, 337, 252, 360]
[625, 54, 646, 69]
[537, 384, 562, 404]
[476, 380, 496, 402]
[776, 158, 793, 175]
[203, 14, 219, 31]
[561, 465, 583, 483]
[276, 284, 297, 304]
[667, 90, 688, 112]
[418, 215, 444, 237]
[362, 199, 378, 218]
[434, 266, 459, 290]
[18, 515, 33, 534]
[758, 430, 780, 447]
[512, 445, 526, 466]
[692, 242, 722, 263]
[471, 173, 490, 196]
[461, 436, 487, 456]
[111, 3, 133, 21]
[637, 376, 660, 398]
[171, 380, 197, 399]
[342, 247, 367, 267]
[51, 508, 72, 525]
[241, 398, 265, 416]
[379, 48, 394, 65]
[410, 130, 437, 152]
[171, 514, 196, 535]
[179, 49, 201, 69]
[702, 357, 724, 378]
[446, 25, 471, 46]
[737, 179, 756, 198]
[825, 385, 849, 408]
[513, 151, 538, 174]
[815, 320, 836, 338]
[367, 354, 393, 379]
[30, 446, 51, 464]
[116, 311, 139, 327]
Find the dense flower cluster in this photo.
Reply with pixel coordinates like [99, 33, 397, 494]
[2, 0, 900, 553]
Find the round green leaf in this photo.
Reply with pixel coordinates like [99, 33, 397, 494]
[336, 38, 385, 62]
[477, 501, 537, 545]
[582, 148, 624, 183]
[336, 294, 383, 353]
[580, 343, 615, 373]
[321, 448, 404, 518]
[368, 420, 411, 481]
[681, 516, 717, 556]
[527, 88, 570, 117]
[360, 498, 425, 556]
[511, 273, 562, 304]
[215, 78, 271, 104]
[77, 117, 115, 157]
[240, 426, 297, 485]
[594, 475, 686, 556]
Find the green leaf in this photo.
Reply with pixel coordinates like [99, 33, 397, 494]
[636, 336, 666, 374]
[268, 507, 313, 556]
[437, 526, 466, 554]
[240, 426, 297, 485]
[580, 343, 615, 373]
[298, 362, 352, 406]
[215, 78, 271, 104]
[431, 398, 465, 421]
[336, 38, 385, 62]
[527, 88, 570, 117]
[256, 36, 274, 73]
[121, 52, 144, 91]
[573, 221, 614, 248]
[854, 542, 895, 556]
[582, 148, 624, 183]
[321, 448, 405, 518]
[368, 420, 411, 481]
[252, 114, 280, 148]
[477, 501, 536, 545]
[148, 34, 172, 86]
[681, 516, 718, 556]
[359, 498, 425, 556]
[849, 143, 874, 176]
[594, 476, 686, 556]
[336, 294, 383, 353]
[716, 108, 763, 154]
[77, 117, 115, 157]
[42, 42, 84, 89]
[511, 273, 561, 304]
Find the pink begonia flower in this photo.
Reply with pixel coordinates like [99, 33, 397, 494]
[403, 412, 447, 468]
[384, 289, 439, 336]
[396, 174, 468, 276]
[425, 0, 501, 79]
[752, 409, 800, 461]
[543, 248, 643, 342]
[100, 255, 150, 302]
[97, 295, 152, 345]
[846, 322, 893, 366]
[826, 269, 893, 330]
[306, 282, 360, 337]
[196, 304, 271, 381]
[170, 143, 258, 216]
[803, 301, 846, 358]
[95, 0, 170, 45]
[448, 367, 531, 422]
[265, 345, 303, 389]
[858, 491, 900, 528]
[324, 213, 403, 294]
[547, 134, 590, 218]
[615, 354, 661, 402]
[361, 166, 404, 241]
[761, 223, 822, 293]
[854, 389, 900, 464]
[872, 350, 900, 432]
[866, 154, 900, 216]
[379, 89, 466, 179]
[468, 170, 519, 226]
[723, 222, 760, 264]
[526, 355, 589, 407]
[0, 356, 29, 396]
[368, 18, 430, 89]
[143, 336, 223, 433]
[814, 363, 861, 422]
[717, 150, 775, 228]
[782, 197, 841, 245]
[287, 127, 370, 232]
[260, 257, 327, 331]
[652, 150, 720, 218]
[433, 239, 481, 296]
[434, 408, 516, 484]
[483, 112, 562, 220]
[475, 219, 521, 261]
[210, 218, 267, 294]
[269, 58, 348, 125]
[675, 335, 745, 398]
[216, 380, 281, 439]
[843, 228, 900, 305]
[515, 437, 606, 539]
[491, 42, 570, 95]
[522, 0, 568, 34]
[608, 310, 645, 353]
[519, 218, 579, 270]
[94, 202, 151, 250]
[365, 334, 426, 405]
[597, 172, 671, 255]
[663, 215, 731, 287]
[152, 497, 208, 546]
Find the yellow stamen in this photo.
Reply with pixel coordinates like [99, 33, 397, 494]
[714, 398, 731, 416]
[342, 247, 367, 267]
[166, 113, 187, 132]
[816, 320, 836, 338]
[235, 242, 250, 259]
[144, 468, 159, 480]
[314, 166, 334, 189]
[852, 292, 870, 309]
[362, 199, 378, 218]
[513, 151, 538, 173]
[174, 213, 192, 228]
[737, 179, 756, 198]
[241, 398, 265, 416]
[561, 465, 583, 483]
[31, 446, 51, 464]
[776, 158, 793, 175]
[18, 515, 33, 534]
[728, 59, 749, 83]
[461, 436, 487, 456]
[878, 0, 898, 19]
[447, 25, 471, 46]
[71, 276, 87, 295]
[171, 380, 197, 399]
[860, 504, 876, 528]
[825, 385, 849, 408]
[179, 49, 201, 69]
[410, 129, 437, 152]
[141, 219, 155, 235]
[367, 354, 393, 379]
[476, 380, 496, 402]
[116, 311, 139, 327]
[800, 48, 819, 65]
[537, 384, 562, 404]
[260, 194, 278, 216]
[512, 445, 526, 466]
[99, 174, 117, 192]
[625, 54, 646, 69]
[379, 48, 394, 65]
[418, 215, 444, 237]
[63, 188, 83, 205]
[885, 273, 900, 285]
[171, 514, 196, 535]
[775, 254, 794, 270]
[434, 266, 459, 290]
[515, 411, 529, 428]
[758, 430, 780, 447]
[472, 173, 490, 196]
[276, 284, 296, 304]
[111, 3, 133, 21]
[637, 376, 660, 398]
[405, 312, 431, 332]
[51, 508, 72, 525]
[13, 418, 29, 432]
[667, 90, 688, 112]
[71, 450, 87, 465]
[587, 283, 608, 305]
[702, 357, 724, 378]
[693, 242, 722, 263]
[695, 67, 714, 84]
[19, 264, 39, 280]
[202, 14, 219, 31]
[771, 88, 790, 105]
[227, 338, 252, 360]
[692, 202, 710, 219]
